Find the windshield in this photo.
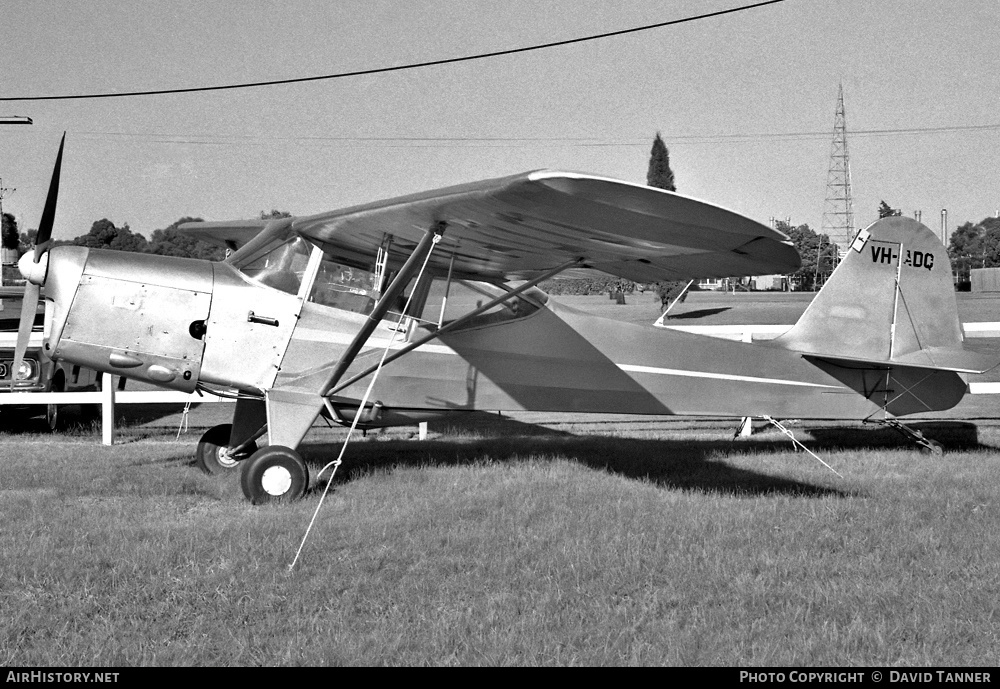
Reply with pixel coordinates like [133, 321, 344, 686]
[236, 235, 312, 295]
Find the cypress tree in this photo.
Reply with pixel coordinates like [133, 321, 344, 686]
[647, 132, 676, 192]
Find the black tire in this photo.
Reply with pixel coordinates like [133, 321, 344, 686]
[240, 445, 309, 505]
[195, 423, 257, 475]
[45, 376, 64, 433]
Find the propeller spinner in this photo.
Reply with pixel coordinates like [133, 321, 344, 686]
[11, 133, 64, 389]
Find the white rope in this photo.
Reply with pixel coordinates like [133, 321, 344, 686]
[763, 415, 843, 478]
[289, 234, 441, 571]
[175, 401, 191, 439]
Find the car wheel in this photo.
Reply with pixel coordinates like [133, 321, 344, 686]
[45, 377, 64, 432]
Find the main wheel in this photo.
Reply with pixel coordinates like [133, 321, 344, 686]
[240, 445, 309, 504]
[195, 423, 257, 474]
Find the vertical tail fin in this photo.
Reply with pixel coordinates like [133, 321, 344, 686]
[773, 216, 990, 373]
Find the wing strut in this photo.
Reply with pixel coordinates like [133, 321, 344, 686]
[327, 257, 582, 397]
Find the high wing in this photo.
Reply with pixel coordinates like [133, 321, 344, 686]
[181, 170, 799, 282]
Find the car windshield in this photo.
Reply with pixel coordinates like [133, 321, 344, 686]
[0, 295, 43, 333]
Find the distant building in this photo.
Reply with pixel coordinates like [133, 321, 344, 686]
[697, 275, 789, 292]
[1, 248, 19, 286]
[971, 268, 1000, 292]
[752, 274, 789, 291]
[697, 278, 726, 291]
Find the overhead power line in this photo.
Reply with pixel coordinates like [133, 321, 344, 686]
[0, 0, 787, 101]
[50, 121, 1000, 149]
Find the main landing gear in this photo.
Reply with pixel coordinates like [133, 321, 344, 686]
[195, 424, 309, 504]
[195, 423, 258, 474]
[239, 445, 309, 504]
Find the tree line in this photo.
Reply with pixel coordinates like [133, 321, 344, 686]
[1, 210, 292, 261]
[947, 216, 1000, 280]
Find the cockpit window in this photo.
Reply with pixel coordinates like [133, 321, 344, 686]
[309, 257, 380, 314]
[237, 236, 312, 295]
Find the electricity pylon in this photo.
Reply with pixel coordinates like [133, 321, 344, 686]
[821, 84, 855, 253]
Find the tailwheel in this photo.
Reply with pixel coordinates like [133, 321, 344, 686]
[921, 439, 944, 457]
[240, 445, 309, 504]
[195, 423, 257, 474]
[875, 418, 945, 456]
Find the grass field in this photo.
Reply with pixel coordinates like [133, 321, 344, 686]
[1, 291, 998, 666]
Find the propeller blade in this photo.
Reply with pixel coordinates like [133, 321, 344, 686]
[12, 134, 65, 389]
[33, 132, 65, 262]
[10, 282, 40, 391]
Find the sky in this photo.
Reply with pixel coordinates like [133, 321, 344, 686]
[1, 0, 998, 244]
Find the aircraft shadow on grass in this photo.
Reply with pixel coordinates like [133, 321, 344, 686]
[804, 421, 986, 451]
[660, 307, 731, 320]
[298, 412, 853, 499]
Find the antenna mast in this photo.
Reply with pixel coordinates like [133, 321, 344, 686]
[821, 84, 855, 252]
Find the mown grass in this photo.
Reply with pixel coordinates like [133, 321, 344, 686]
[2, 415, 999, 666]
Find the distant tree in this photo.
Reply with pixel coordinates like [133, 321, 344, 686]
[72, 219, 148, 253]
[646, 132, 687, 311]
[646, 132, 676, 192]
[776, 221, 831, 291]
[978, 220, 1000, 268]
[149, 217, 225, 261]
[947, 216, 1000, 275]
[1, 213, 18, 249]
[260, 209, 292, 220]
[18, 229, 37, 255]
[949, 221, 981, 256]
[878, 200, 901, 218]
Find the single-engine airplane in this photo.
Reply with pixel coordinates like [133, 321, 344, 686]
[14, 135, 996, 503]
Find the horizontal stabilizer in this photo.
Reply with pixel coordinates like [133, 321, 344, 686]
[805, 345, 996, 374]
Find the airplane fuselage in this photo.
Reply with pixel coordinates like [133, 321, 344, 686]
[333, 298, 967, 422]
[38, 244, 967, 426]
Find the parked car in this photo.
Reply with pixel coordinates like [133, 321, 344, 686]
[0, 286, 101, 431]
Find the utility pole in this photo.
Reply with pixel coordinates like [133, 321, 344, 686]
[0, 178, 13, 218]
[0, 116, 32, 282]
[1, 114, 33, 219]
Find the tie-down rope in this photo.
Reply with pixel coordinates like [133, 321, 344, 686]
[289, 234, 441, 570]
[763, 415, 843, 478]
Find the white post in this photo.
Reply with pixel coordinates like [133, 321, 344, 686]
[738, 330, 753, 437]
[418, 421, 428, 440]
[101, 372, 115, 446]
[737, 416, 754, 438]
